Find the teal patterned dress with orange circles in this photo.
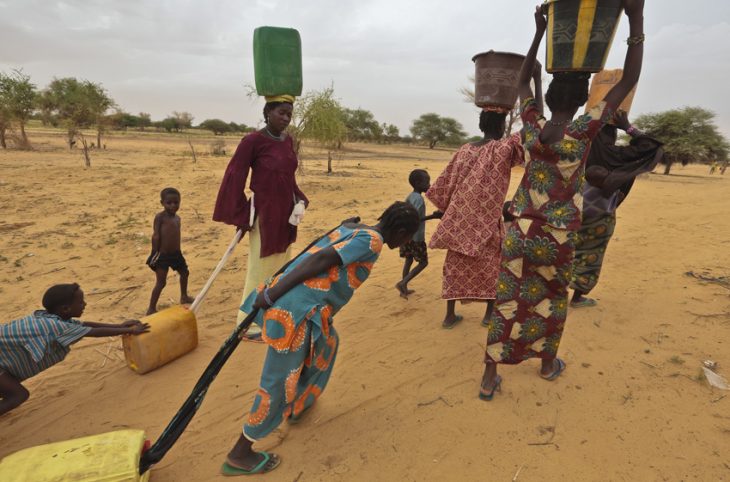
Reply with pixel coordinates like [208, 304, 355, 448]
[240, 225, 383, 441]
[485, 97, 614, 365]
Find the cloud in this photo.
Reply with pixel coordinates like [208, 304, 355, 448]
[0, 1, 728, 137]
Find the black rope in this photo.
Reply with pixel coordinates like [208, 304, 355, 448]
[139, 219, 358, 474]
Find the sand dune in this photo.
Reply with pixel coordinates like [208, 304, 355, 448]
[1, 130, 729, 481]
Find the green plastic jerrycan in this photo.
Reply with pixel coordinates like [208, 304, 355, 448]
[253, 26, 303, 97]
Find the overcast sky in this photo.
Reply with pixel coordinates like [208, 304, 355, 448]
[1, 0, 729, 137]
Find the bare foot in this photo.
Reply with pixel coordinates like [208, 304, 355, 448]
[180, 295, 195, 304]
[146, 307, 157, 316]
[395, 281, 409, 299]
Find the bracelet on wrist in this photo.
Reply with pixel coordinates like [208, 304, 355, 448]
[626, 34, 645, 45]
[263, 288, 274, 307]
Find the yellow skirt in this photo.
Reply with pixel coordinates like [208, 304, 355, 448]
[236, 219, 291, 326]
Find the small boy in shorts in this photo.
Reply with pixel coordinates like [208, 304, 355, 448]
[0, 283, 148, 416]
[396, 169, 441, 299]
[146, 187, 195, 315]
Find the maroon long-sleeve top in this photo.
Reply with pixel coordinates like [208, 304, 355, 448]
[213, 131, 308, 258]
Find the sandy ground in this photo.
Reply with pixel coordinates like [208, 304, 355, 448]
[0, 129, 729, 481]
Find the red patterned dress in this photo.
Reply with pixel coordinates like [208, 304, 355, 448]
[485, 98, 614, 365]
[426, 133, 524, 300]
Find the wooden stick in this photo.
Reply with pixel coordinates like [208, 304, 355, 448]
[100, 343, 114, 368]
[94, 347, 116, 365]
[187, 137, 198, 163]
[190, 230, 242, 314]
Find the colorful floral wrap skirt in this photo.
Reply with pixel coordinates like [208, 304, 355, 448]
[485, 218, 575, 364]
[241, 225, 382, 441]
[244, 315, 339, 441]
[570, 213, 616, 295]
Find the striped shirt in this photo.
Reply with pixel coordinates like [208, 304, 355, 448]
[0, 310, 91, 381]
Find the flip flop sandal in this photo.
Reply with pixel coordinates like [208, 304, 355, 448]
[442, 315, 463, 330]
[242, 332, 264, 343]
[221, 452, 281, 476]
[570, 298, 597, 308]
[540, 358, 566, 381]
[241, 325, 264, 343]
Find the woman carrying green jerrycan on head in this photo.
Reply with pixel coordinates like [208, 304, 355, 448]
[480, 0, 645, 400]
[213, 94, 309, 339]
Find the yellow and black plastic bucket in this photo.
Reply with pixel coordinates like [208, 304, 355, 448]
[545, 0, 623, 73]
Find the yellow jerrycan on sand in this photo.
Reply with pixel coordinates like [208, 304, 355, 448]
[123, 230, 243, 374]
[0, 430, 150, 481]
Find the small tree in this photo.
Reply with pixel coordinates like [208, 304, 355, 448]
[382, 123, 400, 143]
[154, 117, 178, 133]
[172, 111, 194, 131]
[199, 118, 232, 135]
[0, 69, 36, 149]
[108, 111, 142, 130]
[228, 121, 251, 134]
[36, 91, 58, 127]
[342, 108, 382, 142]
[291, 87, 347, 172]
[0, 98, 8, 149]
[84, 82, 114, 148]
[410, 113, 466, 149]
[634, 107, 729, 175]
[138, 112, 152, 130]
[40, 77, 97, 148]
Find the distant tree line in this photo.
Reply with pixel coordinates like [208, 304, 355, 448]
[0, 71, 256, 150]
[6, 70, 725, 172]
[0, 70, 471, 154]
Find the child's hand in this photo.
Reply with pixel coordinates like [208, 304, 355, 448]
[613, 110, 631, 131]
[146, 252, 159, 268]
[127, 323, 151, 335]
[121, 319, 143, 327]
[432, 210, 443, 219]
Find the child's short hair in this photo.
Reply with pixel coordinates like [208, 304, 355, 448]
[42, 283, 80, 312]
[408, 169, 429, 189]
[160, 187, 180, 200]
[378, 201, 420, 235]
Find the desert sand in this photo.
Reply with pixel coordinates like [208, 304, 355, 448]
[1, 128, 729, 481]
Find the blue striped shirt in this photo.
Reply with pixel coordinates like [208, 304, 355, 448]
[0, 310, 91, 381]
